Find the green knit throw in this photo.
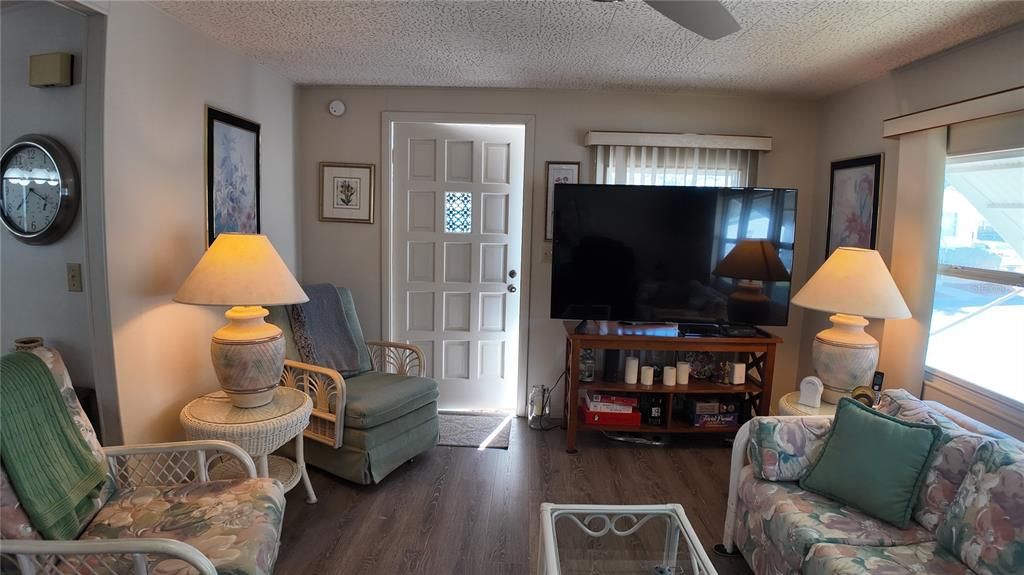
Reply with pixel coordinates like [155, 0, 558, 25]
[0, 352, 108, 540]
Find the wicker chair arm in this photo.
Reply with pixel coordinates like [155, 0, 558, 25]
[0, 538, 217, 575]
[281, 359, 346, 449]
[104, 440, 256, 490]
[366, 341, 425, 376]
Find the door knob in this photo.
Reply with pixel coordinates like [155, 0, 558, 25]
[508, 270, 518, 279]
[508, 285, 517, 293]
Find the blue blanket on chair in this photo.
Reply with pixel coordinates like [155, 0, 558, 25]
[287, 284, 373, 378]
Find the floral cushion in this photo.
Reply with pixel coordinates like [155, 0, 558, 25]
[804, 541, 976, 575]
[914, 430, 991, 532]
[737, 466, 934, 572]
[875, 389, 922, 416]
[876, 389, 962, 432]
[734, 467, 800, 575]
[937, 439, 1024, 575]
[80, 478, 285, 575]
[748, 416, 833, 481]
[0, 465, 38, 540]
[873, 388, 1006, 534]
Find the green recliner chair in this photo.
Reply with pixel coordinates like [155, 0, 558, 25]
[268, 287, 439, 485]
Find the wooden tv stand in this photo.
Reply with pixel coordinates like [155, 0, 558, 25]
[562, 321, 780, 453]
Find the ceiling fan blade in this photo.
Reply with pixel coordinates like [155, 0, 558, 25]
[644, 0, 741, 40]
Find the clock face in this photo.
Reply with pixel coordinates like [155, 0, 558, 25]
[2, 146, 62, 235]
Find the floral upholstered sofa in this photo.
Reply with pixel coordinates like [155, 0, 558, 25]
[722, 389, 1023, 575]
[0, 348, 285, 575]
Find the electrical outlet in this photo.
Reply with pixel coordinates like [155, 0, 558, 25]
[66, 263, 82, 292]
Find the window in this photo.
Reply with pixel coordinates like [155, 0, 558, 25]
[443, 191, 472, 234]
[594, 145, 758, 188]
[925, 148, 1024, 403]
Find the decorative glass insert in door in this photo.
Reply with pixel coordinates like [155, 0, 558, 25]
[444, 191, 472, 233]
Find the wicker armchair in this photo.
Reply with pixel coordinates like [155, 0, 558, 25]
[1, 441, 262, 575]
[270, 287, 439, 485]
[0, 348, 285, 575]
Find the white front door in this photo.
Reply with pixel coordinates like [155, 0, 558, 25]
[390, 122, 525, 411]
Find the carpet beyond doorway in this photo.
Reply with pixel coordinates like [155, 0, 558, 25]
[438, 412, 512, 449]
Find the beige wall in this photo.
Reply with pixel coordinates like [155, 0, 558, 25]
[297, 86, 819, 415]
[802, 24, 1024, 395]
[103, 2, 298, 444]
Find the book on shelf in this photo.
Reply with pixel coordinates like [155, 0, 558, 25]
[584, 392, 634, 413]
[587, 392, 638, 407]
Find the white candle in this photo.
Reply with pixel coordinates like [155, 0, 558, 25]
[663, 366, 677, 387]
[624, 357, 639, 384]
[640, 366, 654, 386]
[676, 361, 691, 385]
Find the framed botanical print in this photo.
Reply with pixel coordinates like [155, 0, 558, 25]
[827, 154, 883, 255]
[206, 106, 260, 245]
[320, 162, 374, 223]
[545, 161, 580, 240]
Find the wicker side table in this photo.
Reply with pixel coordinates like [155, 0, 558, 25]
[181, 386, 317, 503]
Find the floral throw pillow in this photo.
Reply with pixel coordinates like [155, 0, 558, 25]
[748, 416, 833, 482]
[914, 430, 990, 532]
[937, 439, 1024, 575]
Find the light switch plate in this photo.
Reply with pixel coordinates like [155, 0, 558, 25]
[66, 262, 82, 292]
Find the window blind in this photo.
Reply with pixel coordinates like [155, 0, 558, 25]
[593, 145, 759, 187]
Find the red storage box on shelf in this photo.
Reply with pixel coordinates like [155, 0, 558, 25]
[580, 405, 642, 427]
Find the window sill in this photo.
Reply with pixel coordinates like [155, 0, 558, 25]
[923, 368, 1024, 436]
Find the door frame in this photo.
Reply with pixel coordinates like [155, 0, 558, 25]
[381, 112, 536, 417]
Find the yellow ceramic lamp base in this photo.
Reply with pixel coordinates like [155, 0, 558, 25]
[210, 306, 284, 408]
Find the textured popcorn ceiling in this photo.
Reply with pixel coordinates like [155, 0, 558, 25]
[156, 0, 1024, 97]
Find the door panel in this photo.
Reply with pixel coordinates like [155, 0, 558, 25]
[392, 122, 525, 411]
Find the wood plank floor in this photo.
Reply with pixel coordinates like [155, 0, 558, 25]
[277, 419, 753, 574]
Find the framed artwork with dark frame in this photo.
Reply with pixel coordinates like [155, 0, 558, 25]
[545, 161, 580, 240]
[826, 154, 883, 255]
[206, 106, 261, 245]
[319, 162, 375, 223]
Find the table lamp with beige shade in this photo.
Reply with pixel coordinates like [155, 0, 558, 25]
[791, 247, 910, 404]
[175, 233, 308, 408]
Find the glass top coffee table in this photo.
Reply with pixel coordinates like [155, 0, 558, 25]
[539, 503, 718, 575]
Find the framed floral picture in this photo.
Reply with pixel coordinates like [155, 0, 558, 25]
[206, 106, 260, 245]
[320, 162, 374, 223]
[545, 161, 580, 240]
[826, 154, 883, 255]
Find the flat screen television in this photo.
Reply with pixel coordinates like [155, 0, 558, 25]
[551, 184, 798, 327]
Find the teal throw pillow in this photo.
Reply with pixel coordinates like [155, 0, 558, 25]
[799, 397, 942, 528]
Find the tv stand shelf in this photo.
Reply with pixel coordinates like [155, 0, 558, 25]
[563, 321, 781, 453]
[580, 379, 764, 395]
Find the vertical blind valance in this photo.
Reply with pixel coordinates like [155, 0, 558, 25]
[593, 145, 759, 187]
[946, 110, 1024, 157]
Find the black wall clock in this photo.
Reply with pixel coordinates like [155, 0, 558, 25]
[0, 135, 80, 245]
